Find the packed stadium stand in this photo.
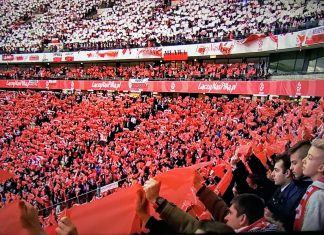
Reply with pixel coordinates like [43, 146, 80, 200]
[0, 91, 322, 215]
[0, 0, 324, 234]
[0, 0, 323, 53]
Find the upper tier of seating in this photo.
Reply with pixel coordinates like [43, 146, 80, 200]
[0, 0, 323, 54]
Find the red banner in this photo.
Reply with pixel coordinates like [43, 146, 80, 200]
[163, 52, 188, 61]
[53, 52, 62, 62]
[0, 80, 323, 97]
[64, 56, 74, 62]
[16, 56, 25, 61]
[138, 48, 162, 58]
[63, 52, 74, 62]
[238, 34, 266, 44]
[2, 54, 14, 61]
[16, 55, 25, 61]
[96, 51, 118, 58]
[29, 55, 39, 61]
[219, 42, 234, 55]
[53, 57, 62, 62]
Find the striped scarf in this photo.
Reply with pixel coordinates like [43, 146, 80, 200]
[294, 177, 324, 231]
[238, 217, 279, 233]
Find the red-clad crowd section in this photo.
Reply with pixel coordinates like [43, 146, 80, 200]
[0, 91, 323, 234]
[0, 62, 260, 80]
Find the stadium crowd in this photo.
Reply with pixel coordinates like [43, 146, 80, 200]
[1, 0, 324, 234]
[0, 90, 323, 233]
[0, 61, 263, 81]
[0, 0, 323, 54]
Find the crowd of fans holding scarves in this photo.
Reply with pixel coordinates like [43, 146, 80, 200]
[0, 0, 324, 234]
[0, 0, 323, 53]
[0, 90, 323, 234]
[0, 62, 261, 81]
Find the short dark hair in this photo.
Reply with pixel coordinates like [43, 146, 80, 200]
[288, 140, 311, 160]
[231, 194, 265, 225]
[274, 152, 291, 172]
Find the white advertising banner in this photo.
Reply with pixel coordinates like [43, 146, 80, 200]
[100, 182, 119, 194]
[128, 78, 149, 92]
[0, 27, 323, 64]
[278, 30, 307, 49]
[278, 26, 324, 49]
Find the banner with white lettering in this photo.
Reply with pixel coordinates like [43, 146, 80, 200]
[100, 182, 119, 194]
[0, 79, 323, 97]
[128, 78, 149, 92]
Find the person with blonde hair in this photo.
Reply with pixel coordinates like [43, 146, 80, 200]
[294, 139, 324, 231]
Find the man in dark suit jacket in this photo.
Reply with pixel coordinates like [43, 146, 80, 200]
[267, 153, 306, 231]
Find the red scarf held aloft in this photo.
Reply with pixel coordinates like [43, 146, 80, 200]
[294, 177, 324, 231]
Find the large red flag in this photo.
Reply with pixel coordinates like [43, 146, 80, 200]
[238, 34, 266, 44]
[152, 162, 218, 220]
[60, 185, 142, 235]
[0, 200, 29, 235]
[0, 170, 15, 183]
[236, 144, 252, 158]
[61, 165, 209, 234]
[215, 165, 233, 196]
[253, 151, 268, 168]
[0, 163, 234, 235]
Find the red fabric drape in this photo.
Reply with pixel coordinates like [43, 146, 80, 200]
[0, 200, 29, 235]
[215, 165, 233, 196]
[0, 170, 15, 183]
[60, 185, 142, 235]
[0, 162, 234, 235]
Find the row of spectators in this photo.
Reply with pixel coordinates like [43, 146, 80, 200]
[0, 61, 265, 81]
[0, 0, 323, 54]
[0, 90, 323, 225]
